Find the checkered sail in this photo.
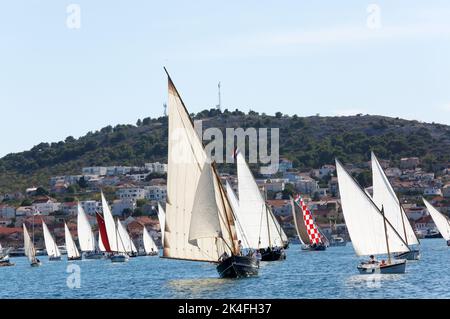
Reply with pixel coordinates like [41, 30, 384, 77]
[294, 195, 322, 245]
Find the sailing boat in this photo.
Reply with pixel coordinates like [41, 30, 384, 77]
[96, 211, 110, 256]
[234, 149, 287, 261]
[100, 191, 129, 262]
[371, 152, 420, 260]
[0, 242, 14, 267]
[157, 202, 165, 248]
[77, 203, 103, 259]
[423, 198, 450, 246]
[143, 226, 159, 256]
[64, 222, 81, 261]
[117, 219, 138, 257]
[163, 69, 258, 278]
[291, 195, 327, 251]
[23, 224, 41, 267]
[335, 159, 410, 274]
[42, 220, 62, 261]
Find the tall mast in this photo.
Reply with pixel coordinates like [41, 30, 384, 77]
[381, 206, 391, 263]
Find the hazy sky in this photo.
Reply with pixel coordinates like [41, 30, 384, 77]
[2, 1, 450, 157]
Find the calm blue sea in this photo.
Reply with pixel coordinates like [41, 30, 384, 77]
[1, 238, 449, 299]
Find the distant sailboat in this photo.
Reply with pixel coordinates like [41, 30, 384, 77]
[23, 224, 41, 267]
[64, 223, 81, 261]
[157, 202, 165, 248]
[291, 195, 327, 251]
[78, 203, 103, 259]
[235, 149, 287, 261]
[163, 69, 258, 278]
[0, 241, 13, 267]
[143, 226, 159, 256]
[42, 220, 62, 261]
[423, 198, 450, 246]
[100, 192, 129, 262]
[336, 159, 410, 274]
[117, 219, 138, 257]
[371, 152, 420, 260]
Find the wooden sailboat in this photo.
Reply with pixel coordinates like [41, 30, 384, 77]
[23, 224, 41, 267]
[117, 219, 138, 257]
[423, 198, 450, 246]
[335, 159, 410, 274]
[100, 191, 129, 262]
[291, 195, 327, 251]
[234, 149, 287, 261]
[371, 152, 420, 260]
[163, 69, 258, 278]
[143, 226, 159, 256]
[77, 203, 103, 259]
[42, 220, 62, 261]
[96, 211, 110, 256]
[64, 222, 81, 261]
[157, 202, 165, 248]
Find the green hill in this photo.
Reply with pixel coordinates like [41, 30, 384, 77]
[0, 109, 449, 193]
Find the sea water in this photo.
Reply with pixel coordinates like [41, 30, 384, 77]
[0, 238, 448, 299]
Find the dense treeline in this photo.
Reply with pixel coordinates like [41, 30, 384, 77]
[0, 109, 449, 193]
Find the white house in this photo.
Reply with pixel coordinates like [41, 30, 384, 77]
[80, 200, 100, 215]
[318, 165, 336, 178]
[117, 187, 147, 201]
[112, 199, 136, 216]
[423, 187, 442, 197]
[145, 162, 167, 174]
[144, 185, 167, 201]
[294, 177, 319, 195]
[82, 167, 107, 176]
[0, 205, 15, 218]
[31, 197, 61, 215]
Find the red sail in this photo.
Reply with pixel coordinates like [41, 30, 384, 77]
[294, 195, 323, 245]
[96, 212, 112, 252]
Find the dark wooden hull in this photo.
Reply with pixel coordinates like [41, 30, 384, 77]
[261, 249, 286, 261]
[216, 255, 259, 278]
[83, 251, 104, 260]
[395, 249, 420, 261]
[68, 256, 82, 261]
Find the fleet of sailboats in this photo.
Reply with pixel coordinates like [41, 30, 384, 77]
[6, 71, 450, 280]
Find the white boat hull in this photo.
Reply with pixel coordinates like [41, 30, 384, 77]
[357, 259, 406, 274]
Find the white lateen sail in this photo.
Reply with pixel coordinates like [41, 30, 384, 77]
[336, 159, 409, 256]
[371, 152, 419, 246]
[23, 224, 36, 263]
[64, 223, 80, 259]
[42, 220, 61, 258]
[157, 202, 166, 247]
[423, 198, 450, 241]
[143, 226, 158, 254]
[98, 232, 106, 252]
[77, 203, 96, 252]
[116, 219, 133, 253]
[226, 181, 250, 249]
[164, 71, 238, 262]
[236, 150, 284, 249]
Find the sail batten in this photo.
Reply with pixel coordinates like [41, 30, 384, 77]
[336, 159, 409, 256]
[164, 72, 237, 262]
[423, 198, 450, 240]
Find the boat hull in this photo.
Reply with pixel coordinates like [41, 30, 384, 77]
[83, 251, 104, 260]
[111, 254, 129, 263]
[31, 260, 41, 267]
[216, 255, 259, 278]
[49, 256, 62, 261]
[260, 249, 286, 261]
[68, 256, 82, 261]
[301, 244, 327, 251]
[395, 249, 420, 261]
[357, 260, 406, 274]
